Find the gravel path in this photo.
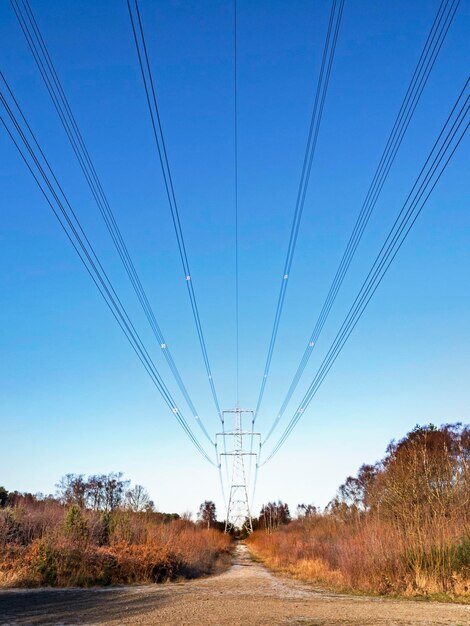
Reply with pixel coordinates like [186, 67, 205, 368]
[1, 544, 469, 625]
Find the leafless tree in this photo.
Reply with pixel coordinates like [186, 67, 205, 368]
[125, 484, 153, 512]
[259, 501, 291, 533]
[55, 474, 87, 509]
[198, 500, 217, 528]
[296, 503, 317, 518]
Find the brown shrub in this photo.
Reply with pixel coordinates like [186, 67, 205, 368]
[0, 503, 231, 588]
[249, 424, 470, 599]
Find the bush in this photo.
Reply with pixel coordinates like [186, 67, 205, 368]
[248, 423, 470, 599]
[0, 492, 231, 588]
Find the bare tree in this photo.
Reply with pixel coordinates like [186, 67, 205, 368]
[102, 473, 129, 512]
[125, 484, 153, 512]
[296, 503, 317, 518]
[86, 475, 105, 510]
[198, 500, 217, 528]
[56, 473, 131, 512]
[259, 501, 291, 533]
[55, 474, 87, 509]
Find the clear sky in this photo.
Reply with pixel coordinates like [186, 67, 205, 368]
[1, 0, 469, 519]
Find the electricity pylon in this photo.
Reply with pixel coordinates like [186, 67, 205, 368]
[216, 408, 260, 534]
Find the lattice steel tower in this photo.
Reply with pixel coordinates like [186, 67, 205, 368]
[217, 408, 259, 534]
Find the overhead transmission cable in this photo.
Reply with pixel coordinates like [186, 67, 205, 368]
[0, 73, 216, 466]
[262, 79, 469, 465]
[126, 0, 223, 425]
[228, 0, 244, 497]
[249, 0, 345, 500]
[264, 0, 460, 443]
[253, 0, 345, 422]
[231, 0, 257, 497]
[10, 0, 213, 445]
[234, 0, 240, 407]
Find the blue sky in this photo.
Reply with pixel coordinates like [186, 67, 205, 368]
[0, 0, 469, 518]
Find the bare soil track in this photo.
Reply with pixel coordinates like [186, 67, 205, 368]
[1, 544, 469, 625]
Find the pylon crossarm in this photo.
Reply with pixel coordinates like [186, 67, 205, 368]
[220, 452, 257, 457]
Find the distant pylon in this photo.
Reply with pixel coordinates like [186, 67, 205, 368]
[217, 408, 260, 534]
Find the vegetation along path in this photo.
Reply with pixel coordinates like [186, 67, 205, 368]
[1, 544, 469, 625]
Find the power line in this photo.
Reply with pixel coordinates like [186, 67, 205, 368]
[262, 79, 469, 464]
[127, 0, 223, 424]
[10, 0, 214, 444]
[264, 0, 460, 443]
[0, 72, 216, 466]
[234, 0, 240, 407]
[253, 0, 345, 422]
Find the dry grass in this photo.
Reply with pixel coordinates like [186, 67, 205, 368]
[248, 518, 470, 599]
[248, 424, 470, 600]
[0, 504, 231, 588]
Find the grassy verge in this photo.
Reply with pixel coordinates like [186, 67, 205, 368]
[0, 505, 232, 588]
[247, 527, 470, 604]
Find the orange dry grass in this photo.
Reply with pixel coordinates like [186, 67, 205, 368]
[248, 517, 470, 598]
[0, 507, 231, 588]
[248, 524, 344, 588]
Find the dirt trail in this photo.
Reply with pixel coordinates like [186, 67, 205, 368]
[1, 543, 469, 625]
